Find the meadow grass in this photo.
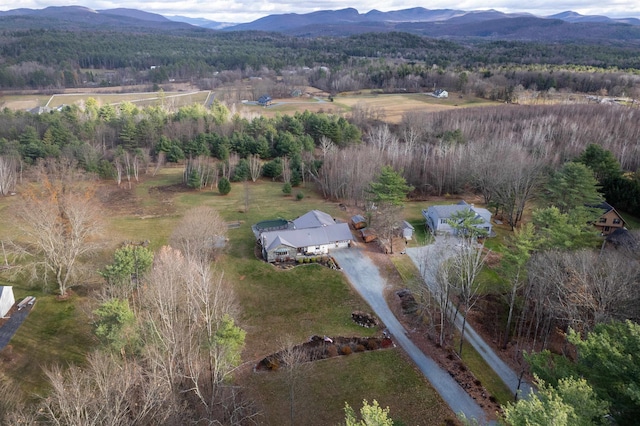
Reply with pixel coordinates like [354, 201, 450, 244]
[244, 349, 455, 426]
[2, 291, 94, 397]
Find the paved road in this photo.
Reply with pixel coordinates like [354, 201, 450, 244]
[406, 240, 533, 398]
[332, 247, 489, 424]
[0, 305, 33, 350]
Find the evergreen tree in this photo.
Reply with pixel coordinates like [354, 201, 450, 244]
[544, 162, 602, 214]
[218, 177, 231, 195]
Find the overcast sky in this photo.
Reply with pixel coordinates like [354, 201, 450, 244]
[3, 1, 639, 23]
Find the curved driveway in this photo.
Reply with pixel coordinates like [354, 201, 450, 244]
[405, 239, 533, 397]
[332, 247, 488, 424]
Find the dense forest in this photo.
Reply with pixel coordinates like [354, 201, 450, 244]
[1, 29, 640, 99]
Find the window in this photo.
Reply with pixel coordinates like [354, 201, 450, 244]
[599, 218, 607, 223]
[274, 249, 288, 256]
[613, 218, 621, 224]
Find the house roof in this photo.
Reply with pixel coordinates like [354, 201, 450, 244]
[591, 202, 626, 224]
[401, 220, 415, 230]
[351, 214, 366, 223]
[424, 201, 491, 227]
[293, 210, 335, 229]
[262, 223, 352, 251]
[590, 202, 614, 213]
[0, 286, 15, 318]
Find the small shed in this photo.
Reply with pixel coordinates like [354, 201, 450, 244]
[401, 221, 415, 241]
[0, 286, 15, 318]
[360, 228, 377, 243]
[351, 214, 367, 230]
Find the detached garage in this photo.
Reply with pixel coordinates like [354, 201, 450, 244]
[0, 286, 15, 318]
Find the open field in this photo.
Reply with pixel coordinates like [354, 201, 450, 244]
[0, 90, 211, 111]
[237, 90, 501, 123]
[2, 86, 500, 123]
[0, 169, 460, 424]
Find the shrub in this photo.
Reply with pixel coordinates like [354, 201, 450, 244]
[367, 339, 379, 350]
[355, 344, 366, 352]
[218, 177, 231, 195]
[282, 182, 292, 195]
[265, 357, 280, 370]
[341, 345, 352, 355]
[296, 191, 304, 201]
[326, 345, 338, 358]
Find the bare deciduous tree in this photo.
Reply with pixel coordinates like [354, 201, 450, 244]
[41, 352, 170, 426]
[183, 156, 217, 190]
[248, 154, 262, 182]
[448, 240, 489, 355]
[114, 156, 123, 187]
[277, 336, 310, 426]
[139, 246, 251, 423]
[169, 206, 227, 265]
[0, 155, 18, 196]
[281, 156, 291, 184]
[152, 150, 166, 177]
[9, 159, 103, 296]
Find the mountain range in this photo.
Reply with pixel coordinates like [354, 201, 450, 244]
[1, 6, 640, 42]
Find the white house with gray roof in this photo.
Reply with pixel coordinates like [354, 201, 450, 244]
[423, 201, 492, 236]
[258, 210, 352, 263]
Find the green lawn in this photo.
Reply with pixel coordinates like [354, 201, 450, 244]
[2, 291, 94, 398]
[1, 170, 460, 423]
[245, 349, 456, 426]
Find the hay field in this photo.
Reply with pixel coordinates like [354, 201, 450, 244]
[1, 90, 211, 111]
[238, 91, 500, 123]
[2, 85, 500, 124]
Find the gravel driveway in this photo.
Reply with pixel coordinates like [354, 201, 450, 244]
[332, 247, 488, 424]
[406, 238, 533, 397]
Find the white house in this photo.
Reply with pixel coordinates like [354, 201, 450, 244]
[258, 210, 352, 263]
[422, 201, 492, 236]
[432, 89, 449, 98]
[0, 286, 15, 318]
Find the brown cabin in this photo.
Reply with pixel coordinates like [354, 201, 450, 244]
[351, 214, 367, 230]
[360, 228, 377, 243]
[593, 202, 626, 236]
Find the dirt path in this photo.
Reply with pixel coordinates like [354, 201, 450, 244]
[332, 247, 490, 424]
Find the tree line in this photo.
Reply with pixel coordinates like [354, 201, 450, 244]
[2, 99, 640, 218]
[1, 29, 640, 98]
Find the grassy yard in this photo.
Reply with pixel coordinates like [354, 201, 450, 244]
[244, 349, 455, 425]
[1, 291, 94, 399]
[1, 169, 460, 424]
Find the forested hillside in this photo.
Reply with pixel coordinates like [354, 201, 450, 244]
[1, 29, 640, 98]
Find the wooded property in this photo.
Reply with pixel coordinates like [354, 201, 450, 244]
[1, 6, 640, 425]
